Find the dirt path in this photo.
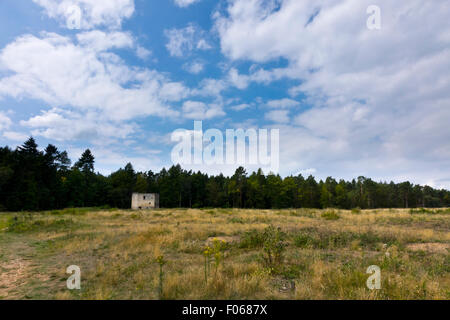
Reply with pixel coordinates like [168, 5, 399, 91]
[406, 242, 450, 254]
[0, 258, 32, 299]
[0, 235, 36, 299]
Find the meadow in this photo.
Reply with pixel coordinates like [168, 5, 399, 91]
[0, 207, 448, 300]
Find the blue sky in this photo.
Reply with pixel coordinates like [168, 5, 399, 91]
[0, 0, 449, 189]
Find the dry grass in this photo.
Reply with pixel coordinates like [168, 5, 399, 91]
[0, 208, 448, 300]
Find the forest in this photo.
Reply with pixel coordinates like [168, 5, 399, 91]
[0, 137, 449, 211]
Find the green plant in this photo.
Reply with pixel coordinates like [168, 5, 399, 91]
[294, 233, 313, 248]
[351, 207, 361, 214]
[7, 215, 77, 233]
[211, 239, 227, 275]
[203, 246, 212, 284]
[203, 238, 227, 284]
[321, 210, 340, 220]
[239, 229, 266, 248]
[155, 255, 167, 299]
[261, 226, 288, 270]
[282, 264, 308, 280]
[229, 217, 245, 224]
[409, 208, 434, 214]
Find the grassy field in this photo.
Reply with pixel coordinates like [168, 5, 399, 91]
[0, 207, 449, 300]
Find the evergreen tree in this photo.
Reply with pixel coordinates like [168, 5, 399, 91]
[75, 149, 95, 173]
[1, 138, 449, 211]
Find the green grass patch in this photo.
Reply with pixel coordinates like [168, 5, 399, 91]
[7, 215, 81, 233]
[321, 210, 340, 220]
[294, 228, 398, 250]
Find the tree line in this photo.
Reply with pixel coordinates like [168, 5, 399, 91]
[1, 138, 449, 211]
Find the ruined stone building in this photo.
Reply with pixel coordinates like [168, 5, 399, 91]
[131, 193, 160, 209]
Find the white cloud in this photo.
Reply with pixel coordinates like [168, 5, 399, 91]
[182, 101, 225, 120]
[196, 39, 212, 50]
[193, 78, 228, 97]
[2, 131, 29, 142]
[76, 30, 134, 51]
[136, 45, 152, 60]
[165, 25, 211, 57]
[265, 110, 290, 124]
[68, 146, 163, 175]
[0, 32, 193, 143]
[184, 61, 205, 74]
[267, 98, 299, 109]
[20, 108, 136, 143]
[0, 32, 184, 122]
[215, 0, 450, 187]
[159, 82, 190, 102]
[33, 0, 135, 30]
[230, 103, 250, 111]
[226, 67, 289, 90]
[228, 68, 249, 89]
[174, 0, 201, 8]
[0, 112, 12, 131]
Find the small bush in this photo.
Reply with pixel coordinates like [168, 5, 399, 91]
[261, 226, 288, 270]
[7, 215, 78, 233]
[229, 217, 245, 224]
[239, 229, 266, 248]
[321, 210, 340, 220]
[293, 228, 396, 250]
[290, 209, 314, 218]
[130, 213, 144, 220]
[351, 207, 361, 214]
[408, 208, 448, 215]
[239, 226, 288, 270]
[294, 233, 314, 248]
[281, 264, 308, 280]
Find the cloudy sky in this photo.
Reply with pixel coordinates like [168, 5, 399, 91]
[0, 0, 449, 188]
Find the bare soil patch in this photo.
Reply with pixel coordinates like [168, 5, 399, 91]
[406, 242, 449, 254]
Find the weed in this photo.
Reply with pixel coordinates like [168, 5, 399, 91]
[261, 226, 288, 271]
[321, 210, 340, 220]
[410, 208, 434, 214]
[203, 238, 228, 284]
[239, 229, 266, 248]
[229, 217, 245, 224]
[155, 255, 167, 299]
[7, 215, 78, 233]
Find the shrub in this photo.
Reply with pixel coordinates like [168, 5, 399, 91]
[409, 208, 436, 214]
[294, 233, 313, 248]
[7, 215, 77, 233]
[281, 264, 308, 280]
[351, 207, 361, 214]
[239, 226, 288, 270]
[293, 228, 396, 250]
[261, 226, 288, 270]
[321, 210, 340, 220]
[203, 238, 228, 284]
[239, 229, 266, 248]
[229, 217, 245, 224]
[155, 255, 167, 299]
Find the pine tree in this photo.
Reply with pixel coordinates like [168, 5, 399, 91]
[75, 149, 95, 173]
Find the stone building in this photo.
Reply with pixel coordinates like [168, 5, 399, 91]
[131, 193, 159, 210]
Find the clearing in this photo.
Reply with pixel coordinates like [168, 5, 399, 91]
[0, 208, 448, 300]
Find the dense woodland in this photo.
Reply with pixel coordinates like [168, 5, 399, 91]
[0, 138, 449, 211]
